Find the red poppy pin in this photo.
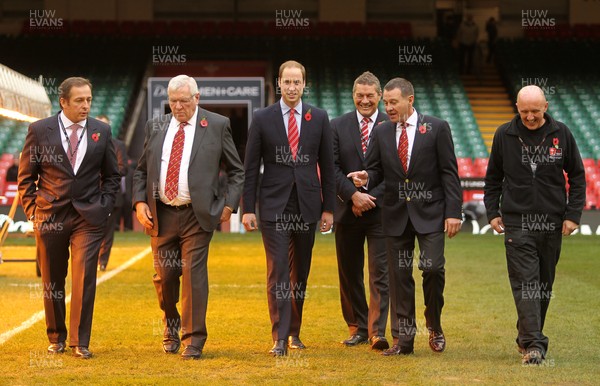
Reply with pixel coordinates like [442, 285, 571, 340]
[200, 117, 208, 127]
[91, 132, 101, 142]
[418, 123, 431, 134]
[304, 108, 312, 122]
[553, 137, 559, 148]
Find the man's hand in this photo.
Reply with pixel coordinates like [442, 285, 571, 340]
[444, 218, 462, 238]
[220, 206, 233, 223]
[351, 191, 376, 212]
[562, 219, 578, 236]
[320, 212, 333, 232]
[135, 202, 153, 230]
[242, 213, 258, 232]
[490, 217, 505, 234]
[351, 205, 363, 217]
[346, 170, 368, 188]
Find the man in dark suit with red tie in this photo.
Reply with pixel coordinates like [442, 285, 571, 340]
[242, 60, 335, 356]
[348, 77, 462, 356]
[133, 75, 244, 360]
[331, 71, 391, 350]
[18, 77, 120, 359]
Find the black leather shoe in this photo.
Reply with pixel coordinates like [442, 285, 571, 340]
[428, 330, 446, 353]
[370, 335, 390, 350]
[269, 340, 287, 356]
[522, 349, 543, 365]
[342, 334, 368, 346]
[47, 342, 66, 354]
[181, 345, 202, 360]
[72, 346, 93, 359]
[162, 336, 181, 354]
[288, 336, 306, 349]
[382, 344, 414, 356]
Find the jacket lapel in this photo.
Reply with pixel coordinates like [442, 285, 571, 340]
[273, 102, 289, 146]
[79, 121, 97, 171]
[189, 108, 208, 165]
[47, 114, 75, 174]
[154, 114, 172, 174]
[350, 113, 364, 159]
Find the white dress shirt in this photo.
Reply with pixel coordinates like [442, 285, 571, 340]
[59, 112, 87, 175]
[395, 109, 419, 170]
[356, 109, 379, 146]
[159, 106, 198, 205]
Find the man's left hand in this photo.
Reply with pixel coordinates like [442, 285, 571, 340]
[320, 212, 333, 232]
[445, 218, 462, 239]
[220, 206, 233, 223]
[562, 219, 578, 236]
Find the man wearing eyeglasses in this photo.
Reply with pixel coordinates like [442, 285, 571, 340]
[133, 75, 244, 360]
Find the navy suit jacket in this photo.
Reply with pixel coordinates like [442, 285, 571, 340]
[331, 110, 388, 224]
[365, 114, 462, 236]
[18, 114, 120, 227]
[243, 100, 335, 223]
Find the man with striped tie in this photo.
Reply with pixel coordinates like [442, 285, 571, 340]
[348, 77, 462, 356]
[331, 72, 391, 351]
[242, 60, 335, 356]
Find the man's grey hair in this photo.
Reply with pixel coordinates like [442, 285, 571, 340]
[168, 75, 199, 96]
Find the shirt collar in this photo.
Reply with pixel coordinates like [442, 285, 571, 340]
[356, 110, 379, 125]
[396, 109, 418, 130]
[280, 98, 302, 116]
[59, 111, 86, 129]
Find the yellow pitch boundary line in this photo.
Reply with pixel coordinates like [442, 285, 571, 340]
[0, 246, 152, 345]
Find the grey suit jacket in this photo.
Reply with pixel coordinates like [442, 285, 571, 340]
[132, 107, 244, 236]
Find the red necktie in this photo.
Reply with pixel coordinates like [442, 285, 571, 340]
[360, 117, 370, 156]
[288, 108, 299, 160]
[68, 124, 81, 168]
[164, 121, 187, 201]
[398, 122, 408, 173]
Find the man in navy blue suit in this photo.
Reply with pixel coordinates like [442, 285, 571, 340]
[348, 77, 462, 356]
[331, 71, 391, 350]
[242, 60, 335, 356]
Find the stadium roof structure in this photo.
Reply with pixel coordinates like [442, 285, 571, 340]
[0, 63, 51, 122]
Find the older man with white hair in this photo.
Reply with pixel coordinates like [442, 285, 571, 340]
[133, 75, 244, 360]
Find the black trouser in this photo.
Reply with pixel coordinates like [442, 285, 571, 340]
[504, 227, 562, 356]
[335, 219, 389, 338]
[387, 218, 445, 348]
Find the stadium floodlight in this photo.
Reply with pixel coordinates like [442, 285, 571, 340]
[0, 63, 51, 122]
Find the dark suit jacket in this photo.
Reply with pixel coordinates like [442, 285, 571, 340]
[243, 101, 335, 223]
[365, 114, 462, 236]
[111, 137, 128, 208]
[132, 108, 244, 236]
[332, 110, 388, 224]
[18, 114, 120, 227]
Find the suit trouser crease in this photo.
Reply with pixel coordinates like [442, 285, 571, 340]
[36, 206, 104, 347]
[335, 220, 389, 337]
[387, 218, 445, 347]
[152, 203, 213, 349]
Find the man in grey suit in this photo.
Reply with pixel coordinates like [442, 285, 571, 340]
[133, 75, 244, 360]
[18, 77, 120, 359]
[331, 71, 391, 350]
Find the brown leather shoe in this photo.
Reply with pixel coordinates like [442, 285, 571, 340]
[181, 345, 202, 360]
[162, 336, 181, 354]
[382, 344, 414, 356]
[428, 330, 446, 353]
[370, 335, 390, 350]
